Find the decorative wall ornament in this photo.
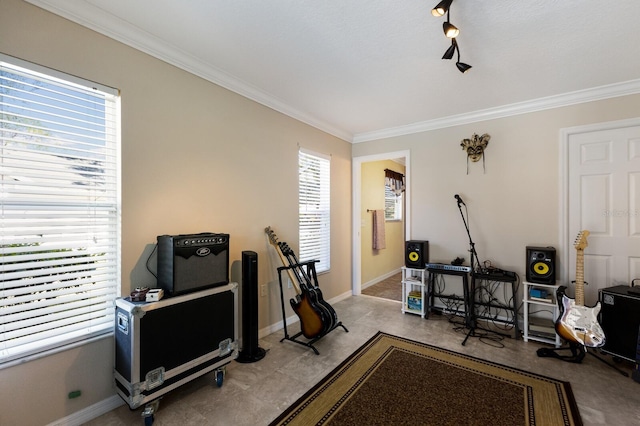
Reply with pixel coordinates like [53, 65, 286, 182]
[461, 133, 490, 174]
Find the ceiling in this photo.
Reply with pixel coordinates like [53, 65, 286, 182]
[26, 0, 640, 142]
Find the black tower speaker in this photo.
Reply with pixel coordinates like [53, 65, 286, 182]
[157, 233, 229, 297]
[600, 285, 640, 362]
[405, 240, 429, 268]
[525, 246, 556, 284]
[237, 251, 266, 363]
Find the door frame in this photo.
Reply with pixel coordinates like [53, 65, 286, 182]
[352, 150, 411, 295]
[560, 117, 640, 285]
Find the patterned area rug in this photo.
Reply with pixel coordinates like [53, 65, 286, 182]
[270, 332, 582, 426]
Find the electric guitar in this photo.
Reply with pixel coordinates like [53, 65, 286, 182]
[277, 241, 338, 333]
[555, 230, 606, 347]
[265, 227, 327, 339]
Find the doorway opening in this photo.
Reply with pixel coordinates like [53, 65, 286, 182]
[352, 150, 411, 299]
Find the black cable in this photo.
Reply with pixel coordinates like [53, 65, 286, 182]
[146, 243, 158, 279]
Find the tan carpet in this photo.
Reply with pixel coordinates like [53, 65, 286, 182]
[270, 332, 581, 426]
[361, 273, 402, 301]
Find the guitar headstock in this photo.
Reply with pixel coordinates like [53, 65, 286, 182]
[279, 242, 292, 256]
[265, 226, 279, 247]
[574, 230, 590, 251]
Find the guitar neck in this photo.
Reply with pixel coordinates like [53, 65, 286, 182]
[274, 244, 302, 295]
[575, 249, 585, 306]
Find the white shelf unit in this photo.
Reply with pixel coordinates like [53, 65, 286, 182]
[401, 266, 428, 318]
[522, 281, 561, 347]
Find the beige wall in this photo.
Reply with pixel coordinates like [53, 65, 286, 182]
[0, 1, 351, 424]
[353, 96, 640, 281]
[360, 160, 405, 284]
[2, 1, 640, 425]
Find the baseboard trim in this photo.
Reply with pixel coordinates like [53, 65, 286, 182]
[47, 395, 123, 426]
[362, 268, 402, 290]
[53, 291, 357, 424]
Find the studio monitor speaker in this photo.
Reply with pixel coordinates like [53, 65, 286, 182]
[600, 285, 640, 362]
[525, 246, 556, 284]
[157, 233, 229, 296]
[405, 240, 429, 269]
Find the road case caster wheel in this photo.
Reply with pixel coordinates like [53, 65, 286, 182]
[141, 400, 160, 425]
[215, 367, 225, 387]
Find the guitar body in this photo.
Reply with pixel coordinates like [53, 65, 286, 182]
[290, 291, 325, 339]
[555, 285, 606, 348]
[554, 230, 606, 349]
[308, 286, 338, 333]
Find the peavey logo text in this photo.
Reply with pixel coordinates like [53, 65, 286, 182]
[196, 247, 211, 257]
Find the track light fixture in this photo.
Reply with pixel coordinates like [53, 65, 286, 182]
[443, 20, 459, 38]
[441, 38, 472, 73]
[456, 61, 472, 73]
[431, 0, 472, 73]
[442, 40, 456, 60]
[431, 0, 453, 17]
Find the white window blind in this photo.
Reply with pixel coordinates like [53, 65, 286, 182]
[0, 55, 121, 365]
[298, 149, 330, 273]
[385, 186, 403, 221]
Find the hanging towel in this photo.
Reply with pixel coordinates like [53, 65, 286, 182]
[372, 209, 386, 250]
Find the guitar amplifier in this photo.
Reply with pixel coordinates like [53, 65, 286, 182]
[157, 233, 229, 296]
[599, 285, 640, 362]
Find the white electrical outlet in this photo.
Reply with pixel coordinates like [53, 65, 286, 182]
[287, 278, 293, 289]
[260, 284, 267, 297]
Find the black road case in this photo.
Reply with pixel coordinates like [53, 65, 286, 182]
[114, 282, 239, 409]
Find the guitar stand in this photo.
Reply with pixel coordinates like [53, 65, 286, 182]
[537, 343, 629, 377]
[276, 263, 348, 355]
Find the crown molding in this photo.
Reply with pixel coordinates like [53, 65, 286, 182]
[24, 1, 353, 142]
[352, 79, 640, 143]
[25, 1, 640, 145]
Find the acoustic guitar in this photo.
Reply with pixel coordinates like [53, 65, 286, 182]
[265, 227, 326, 339]
[555, 230, 606, 347]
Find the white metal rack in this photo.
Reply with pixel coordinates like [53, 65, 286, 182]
[401, 266, 428, 318]
[522, 281, 561, 347]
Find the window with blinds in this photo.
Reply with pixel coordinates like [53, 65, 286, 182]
[298, 149, 330, 273]
[0, 54, 121, 365]
[385, 186, 403, 221]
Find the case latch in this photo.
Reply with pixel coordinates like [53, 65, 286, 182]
[145, 367, 165, 390]
[219, 338, 232, 356]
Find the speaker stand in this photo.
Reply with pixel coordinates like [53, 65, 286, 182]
[537, 343, 629, 377]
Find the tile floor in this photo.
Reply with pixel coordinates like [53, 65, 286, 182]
[87, 295, 640, 426]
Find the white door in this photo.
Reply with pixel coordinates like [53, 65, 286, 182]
[565, 119, 640, 306]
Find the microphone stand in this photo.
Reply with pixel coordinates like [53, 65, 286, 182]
[456, 198, 481, 346]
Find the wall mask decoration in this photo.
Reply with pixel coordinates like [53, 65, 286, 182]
[461, 133, 490, 174]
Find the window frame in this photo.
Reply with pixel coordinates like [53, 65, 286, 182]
[384, 185, 403, 221]
[0, 53, 121, 367]
[298, 148, 330, 273]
